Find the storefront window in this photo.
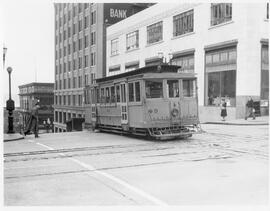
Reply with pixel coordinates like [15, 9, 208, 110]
[167, 80, 179, 98]
[207, 70, 236, 106]
[261, 45, 269, 100]
[183, 79, 196, 97]
[145, 80, 163, 98]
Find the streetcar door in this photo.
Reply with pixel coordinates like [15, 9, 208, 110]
[120, 83, 128, 125]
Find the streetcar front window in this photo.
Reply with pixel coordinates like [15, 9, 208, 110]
[145, 79, 163, 98]
[167, 80, 179, 98]
[183, 79, 196, 97]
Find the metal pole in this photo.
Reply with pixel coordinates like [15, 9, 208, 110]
[9, 72, 11, 99]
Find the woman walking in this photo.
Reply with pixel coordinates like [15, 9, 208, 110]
[220, 98, 227, 121]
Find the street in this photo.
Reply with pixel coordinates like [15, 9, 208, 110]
[4, 124, 268, 205]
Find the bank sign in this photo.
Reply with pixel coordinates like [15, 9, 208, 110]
[104, 3, 138, 24]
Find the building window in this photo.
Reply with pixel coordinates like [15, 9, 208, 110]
[111, 38, 119, 55]
[91, 11, 96, 25]
[68, 78, 71, 89]
[73, 77, 76, 88]
[68, 10, 71, 21]
[173, 10, 194, 37]
[68, 61, 71, 71]
[68, 44, 71, 55]
[84, 74, 88, 86]
[171, 54, 194, 73]
[73, 95, 76, 105]
[68, 27, 71, 38]
[109, 65, 120, 72]
[211, 3, 232, 26]
[147, 21, 163, 44]
[78, 3, 82, 13]
[64, 46, 66, 56]
[167, 80, 179, 98]
[79, 19, 82, 32]
[73, 41, 76, 51]
[84, 15, 89, 28]
[78, 76, 81, 87]
[267, 3, 269, 19]
[84, 35, 88, 48]
[91, 32, 96, 45]
[90, 52, 96, 66]
[73, 5, 76, 17]
[261, 44, 269, 100]
[126, 30, 139, 51]
[125, 62, 139, 72]
[68, 95, 71, 105]
[64, 62, 66, 72]
[73, 59, 76, 70]
[79, 38, 82, 50]
[84, 55, 89, 67]
[145, 79, 163, 98]
[79, 56, 82, 69]
[73, 23, 76, 35]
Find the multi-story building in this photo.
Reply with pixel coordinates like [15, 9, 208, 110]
[18, 82, 54, 131]
[54, 3, 153, 132]
[107, 3, 269, 121]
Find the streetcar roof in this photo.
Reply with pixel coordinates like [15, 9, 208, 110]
[96, 64, 192, 83]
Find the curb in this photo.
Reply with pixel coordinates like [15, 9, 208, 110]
[202, 122, 268, 126]
[4, 136, 25, 142]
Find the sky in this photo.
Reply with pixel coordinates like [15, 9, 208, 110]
[2, 0, 55, 106]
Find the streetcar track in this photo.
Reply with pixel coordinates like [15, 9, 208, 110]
[4, 143, 156, 157]
[5, 160, 177, 180]
[4, 146, 175, 163]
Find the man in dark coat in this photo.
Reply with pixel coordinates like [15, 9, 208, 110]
[245, 96, 256, 120]
[24, 99, 40, 138]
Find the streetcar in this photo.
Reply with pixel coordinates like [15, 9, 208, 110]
[89, 64, 202, 140]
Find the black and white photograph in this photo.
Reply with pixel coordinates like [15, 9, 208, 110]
[1, 0, 269, 209]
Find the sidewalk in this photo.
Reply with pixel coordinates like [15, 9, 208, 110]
[3, 133, 24, 142]
[203, 116, 269, 126]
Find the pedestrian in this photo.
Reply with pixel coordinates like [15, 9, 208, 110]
[245, 96, 256, 120]
[24, 99, 40, 138]
[220, 98, 227, 121]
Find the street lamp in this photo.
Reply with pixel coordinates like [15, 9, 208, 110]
[6, 66, 15, 133]
[3, 47, 7, 68]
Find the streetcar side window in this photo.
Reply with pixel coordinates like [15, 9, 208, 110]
[116, 85, 120, 102]
[128, 83, 134, 102]
[96, 88, 100, 103]
[183, 79, 196, 97]
[111, 86, 115, 103]
[101, 88, 105, 103]
[105, 87, 110, 103]
[135, 81, 140, 102]
[167, 80, 179, 98]
[145, 79, 163, 98]
[121, 84, 126, 102]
